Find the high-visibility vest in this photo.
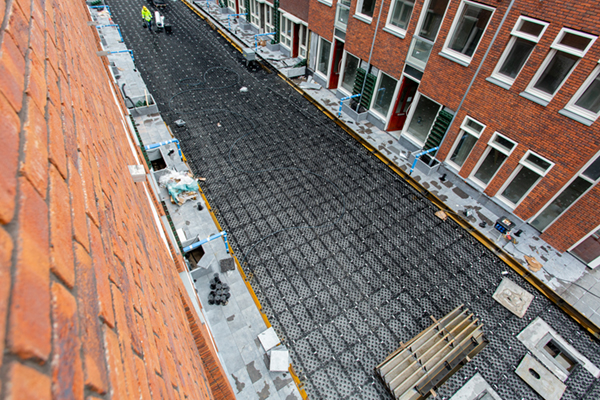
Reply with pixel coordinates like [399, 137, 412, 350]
[142, 8, 152, 21]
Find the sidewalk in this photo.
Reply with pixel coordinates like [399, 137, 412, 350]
[191, 0, 600, 329]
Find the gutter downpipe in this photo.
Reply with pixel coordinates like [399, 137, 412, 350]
[437, 0, 517, 152]
[355, 2, 385, 112]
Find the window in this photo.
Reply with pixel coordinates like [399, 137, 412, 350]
[356, 0, 376, 20]
[498, 151, 553, 207]
[524, 28, 597, 104]
[442, 1, 494, 65]
[249, 0, 260, 27]
[317, 38, 332, 77]
[531, 155, 600, 231]
[299, 24, 308, 58]
[336, 0, 352, 30]
[227, 0, 235, 11]
[407, 0, 450, 70]
[372, 73, 398, 117]
[447, 116, 485, 169]
[340, 52, 360, 93]
[280, 15, 293, 49]
[265, 5, 274, 34]
[563, 62, 600, 124]
[386, 0, 415, 36]
[471, 132, 516, 187]
[543, 339, 577, 373]
[405, 93, 441, 145]
[490, 17, 548, 87]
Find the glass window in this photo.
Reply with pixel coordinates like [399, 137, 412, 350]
[336, 0, 352, 30]
[372, 73, 398, 116]
[406, 94, 441, 144]
[418, 0, 449, 42]
[357, 0, 376, 18]
[445, 1, 494, 59]
[582, 156, 600, 181]
[575, 73, 600, 113]
[531, 177, 592, 231]
[341, 53, 360, 93]
[317, 38, 332, 76]
[448, 116, 485, 168]
[281, 16, 293, 48]
[406, 0, 450, 71]
[564, 64, 600, 122]
[388, 0, 415, 32]
[471, 133, 515, 187]
[498, 39, 536, 79]
[473, 148, 508, 185]
[526, 28, 596, 102]
[499, 152, 552, 206]
[533, 52, 579, 95]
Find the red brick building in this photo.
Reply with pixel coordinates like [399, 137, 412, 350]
[297, 0, 600, 267]
[0, 0, 234, 398]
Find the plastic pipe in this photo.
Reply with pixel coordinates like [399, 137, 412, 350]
[144, 138, 182, 160]
[338, 94, 361, 117]
[254, 32, 277, 52]
[109, 49, 135, 63]
[96, 24, 123, 42]
[409, 146, 439, 175]
[183, 231, 230, 254]
[228, 13, 247, 31]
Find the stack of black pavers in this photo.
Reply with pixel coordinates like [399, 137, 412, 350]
[208, 273, 230, 306]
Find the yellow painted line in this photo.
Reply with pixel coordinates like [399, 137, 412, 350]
[276, 69, 600, 339]
[289, 364, 308, 399]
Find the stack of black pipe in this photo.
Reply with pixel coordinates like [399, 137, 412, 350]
[208, 273, 230, 306]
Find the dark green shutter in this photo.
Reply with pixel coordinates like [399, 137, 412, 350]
[424, 109, 453, 153]
[273, 1, 280, 44]
[352, 68, 377, 109]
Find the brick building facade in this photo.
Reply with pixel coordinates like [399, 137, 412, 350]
[222, 0, 600, 266]
[0, 0, 234, 398]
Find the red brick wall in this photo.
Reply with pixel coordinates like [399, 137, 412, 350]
[0, 0, 233, 398]
[280, 0, 309, 22]
[430, 0, 600, 251]
[307, 0, 336, 41]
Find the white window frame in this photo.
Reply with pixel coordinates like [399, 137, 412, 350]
[369, 71, 400, 121]
[265, 3, 274, 34]
[227, 0, 236, 12]
[524, 28, 597, 104]
[238, 0, 246, 15]
[530, 152, 600, 232]
[249, 0, 260, 27]
[315, 37, 333, 80]
[496, 150, 554, 208]
[337, 51, 361, 95]
[441, 0, 495, 66]
[401, 91, 442, 147]
[299, 23, 308, 58]
[384, 0, 416, 39]
[490, 16, 549, 87]
[469, 132, 517, 189]
[280, 14, 293, 49]
[446, 116, 486, 171]
[563, 61, 600, 123]
[406, 0, 451, 70]
[355, 0, 375, 24]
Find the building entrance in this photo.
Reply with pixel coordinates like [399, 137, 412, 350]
[329, 39, 345, 89]
[387, 76, 419, 132]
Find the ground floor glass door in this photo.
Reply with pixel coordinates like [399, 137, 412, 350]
[387, 77, 419, 132]
[571, 228, 600, 268]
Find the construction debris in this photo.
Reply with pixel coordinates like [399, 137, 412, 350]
[434, 210, 448, 221]
[525, 255, 543, 272]
[158, 169, 199, 205]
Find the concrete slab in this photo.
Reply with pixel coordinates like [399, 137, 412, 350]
[492, 278, 534, 318]
[515, 354, 566, 400]
[258, 327, 281, 352]
[449, 373, 502, 400]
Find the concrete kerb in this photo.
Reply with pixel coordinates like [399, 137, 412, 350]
[182, 0, 600, 347]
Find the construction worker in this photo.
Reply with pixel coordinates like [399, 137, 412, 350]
[142, 6, 152, 31]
